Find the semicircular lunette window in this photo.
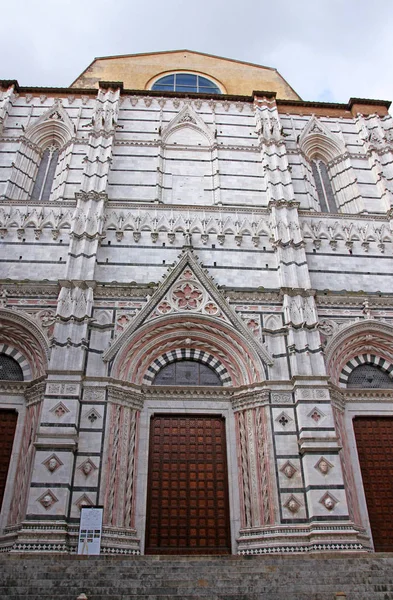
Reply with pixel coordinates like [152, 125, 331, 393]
[0, 354, 24, 381]
[347, 364, 393, 389]
[153, 360, 222, 386]
[151, 73, 222, 95]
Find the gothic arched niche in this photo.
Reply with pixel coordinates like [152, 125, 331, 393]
[5, 101, 74, 202]
[159, 106, 215, 205]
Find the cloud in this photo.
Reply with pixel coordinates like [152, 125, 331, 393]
[1, 0, 393, 105]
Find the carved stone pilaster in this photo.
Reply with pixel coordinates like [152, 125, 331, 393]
[236, 405, 273, 530]
[100, 384, 143, 552]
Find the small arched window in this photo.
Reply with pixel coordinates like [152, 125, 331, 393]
[31, 145, 59, 201]
[151, 73, 221, 94]
[311, 159, 336, 213]
[153, 360, 222, 386]
[0, 354, 24, 381]
[347, 364, 393, 389]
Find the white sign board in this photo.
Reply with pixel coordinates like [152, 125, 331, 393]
[77, 507, 103, 555]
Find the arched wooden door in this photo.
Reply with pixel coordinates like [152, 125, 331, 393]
[0, 409, 18, 511]
[145, 414, 231, 555]
[354, 416, 393, 551]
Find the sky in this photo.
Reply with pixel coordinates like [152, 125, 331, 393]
[2, 0, 393, 104]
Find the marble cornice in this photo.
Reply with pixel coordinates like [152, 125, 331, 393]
[143, 385, 233, 401]
[299, 210, 388, 222]
[316, 294, 393, 307]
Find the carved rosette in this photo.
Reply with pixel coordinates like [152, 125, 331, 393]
[236, 406, 273, 530]
[152, 268, 225, 320]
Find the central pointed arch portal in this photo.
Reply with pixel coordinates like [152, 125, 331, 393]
[109, 315, 267, 555]
[103, 252, 272, 554]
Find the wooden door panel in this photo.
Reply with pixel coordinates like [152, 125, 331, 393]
[145, 415, 231, 554]
[353, 416, 393, 552]
[0, 410, 18, 511]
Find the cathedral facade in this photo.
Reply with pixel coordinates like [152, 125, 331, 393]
[0, 50, 393, 555]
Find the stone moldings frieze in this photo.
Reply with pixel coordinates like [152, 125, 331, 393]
[301, 215, 391, 253]
[0, 205, 73, 240]
[107, 385, 144, 411]
[102, 206, 272, 249]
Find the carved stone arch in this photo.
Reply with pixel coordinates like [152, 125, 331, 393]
[299, 116, 345, 162]
[0, 309, 49, 380]
[110, 314, 266, 387]
[142, 348, 231, 386]
[324, 319, 393, 387]
[25, 101, 74, 149]
[162, 105, 215, 147]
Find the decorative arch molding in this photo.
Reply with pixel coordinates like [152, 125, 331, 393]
[324, 319, 393, 387]
[299, 116, 345, 162]
[5, 100, 75, 201]
[161, 105, 215, 147]
[110, 314, 265, 387]
[143, 349, 231, 386]
[339, 354, 393, 386]
[25, 100, 74, 149]
[0, 308, 50, 380]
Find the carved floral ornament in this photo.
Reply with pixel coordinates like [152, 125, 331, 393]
[153, 269, 223, 319]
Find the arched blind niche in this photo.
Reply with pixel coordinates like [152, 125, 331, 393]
[0, 354, 24, 381]
[153, 360, 222, 386]
[347, 364, 393, 389]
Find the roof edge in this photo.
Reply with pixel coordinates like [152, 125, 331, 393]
[1, 80, 390, 112]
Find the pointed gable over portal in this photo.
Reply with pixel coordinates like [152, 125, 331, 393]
[103, 251, 273, 387]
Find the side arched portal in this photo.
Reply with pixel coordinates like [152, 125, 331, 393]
[0, 309, 49, 530]
[326, 320, 393, 551]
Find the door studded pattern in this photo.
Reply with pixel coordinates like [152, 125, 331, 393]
[145, 415, 231, 555]
[0, 410, 18, 511]
[353, 416, 393, 551]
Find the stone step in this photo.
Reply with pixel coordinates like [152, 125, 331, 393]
[1, 554, 393, 600]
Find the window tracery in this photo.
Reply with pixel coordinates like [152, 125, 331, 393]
[347, 364, 393, 389]
[151, 73, 222, 94]
[0, 353, 24, 381]
[153, 359, 222, 386]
